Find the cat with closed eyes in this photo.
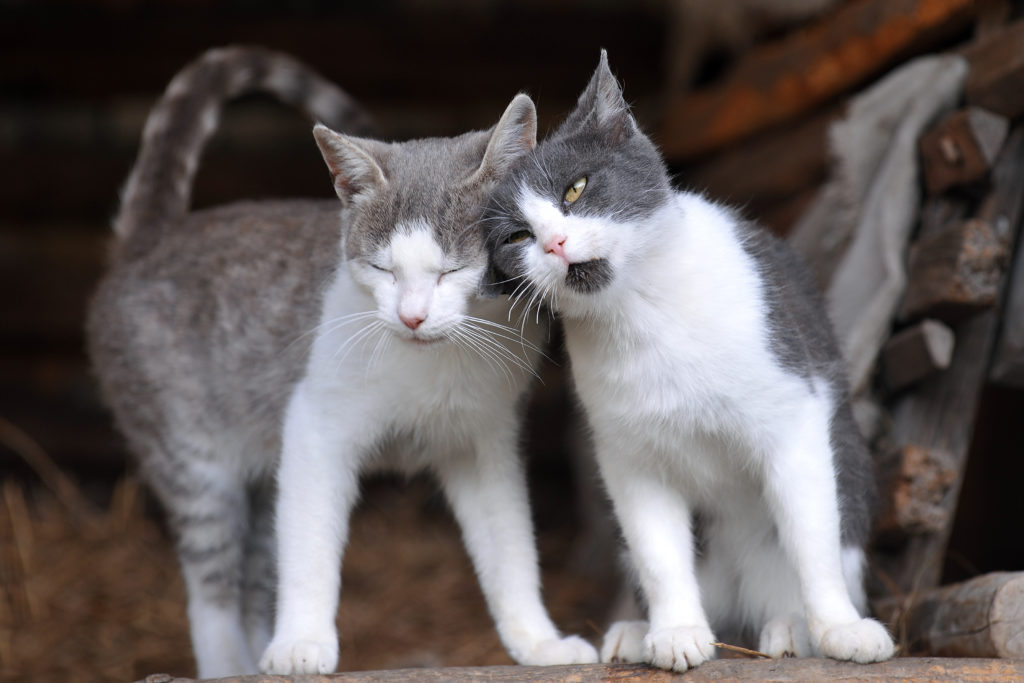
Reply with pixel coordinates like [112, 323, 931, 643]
[481, 51, 895, 671]
[88, 46, 596, 678]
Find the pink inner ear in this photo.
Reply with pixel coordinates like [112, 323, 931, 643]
[519, 126, 536, 150]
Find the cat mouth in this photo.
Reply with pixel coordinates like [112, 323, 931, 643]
[565, 258, 614, 293]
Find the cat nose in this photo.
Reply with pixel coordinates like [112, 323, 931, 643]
[545, 235, 568, 262]
[400, 312, 425, 330]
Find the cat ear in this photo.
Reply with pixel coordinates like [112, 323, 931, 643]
[312, 124, 387, 206]
[562, 49, 637, 144]
[470, 93, 537, 184]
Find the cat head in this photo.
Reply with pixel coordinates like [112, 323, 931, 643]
[481, 51, 672, 316]
[313, 94, 536, 343]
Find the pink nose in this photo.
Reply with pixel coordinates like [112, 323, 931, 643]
[400, 313, 425, 330]
[545, 235, 568, 261]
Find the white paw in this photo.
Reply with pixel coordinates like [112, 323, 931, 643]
[759, 614, 813, 658]
[600, 620, 649, 663]
[643, 625, 717, 672]
[259, 635, 339, 675]
[518, 635, 598, 665]
[817, 618, 894, 663]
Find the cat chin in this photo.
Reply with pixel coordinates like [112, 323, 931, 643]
[397, 331, 447, 346]
[407, 336, 444, 346]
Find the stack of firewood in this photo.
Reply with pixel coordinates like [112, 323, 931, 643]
[657, 0, 1024, 661]
[872, 17, 1024, 659]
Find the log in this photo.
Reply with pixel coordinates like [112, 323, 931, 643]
[963, 19, 1024, 119]
[880, 320, 956, 393]
[874, 444, 959, 547]
[918, 107, 1008, 195]
[878, 572, 1024, 658]
[898, 218, 1011, 324]
[134, 658, 1024, 683]
[658, 0, 977, 161]
[873, 128, 1024, 595]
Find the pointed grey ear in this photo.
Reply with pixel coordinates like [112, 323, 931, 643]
[313, 124, 387, 206]
[470, 93, 537, 184]
[562, 49, 637, 143]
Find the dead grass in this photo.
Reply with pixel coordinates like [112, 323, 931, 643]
[0, 472, 608, 682]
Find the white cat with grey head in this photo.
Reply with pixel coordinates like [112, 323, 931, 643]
[481, 52, 895, 671]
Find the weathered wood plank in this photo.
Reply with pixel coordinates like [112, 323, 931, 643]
[878, 572, 1024, 658]
[658, 0, 977, 161]
[133, 658, 1024, 683]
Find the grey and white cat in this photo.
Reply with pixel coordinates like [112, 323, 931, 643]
[481, 52, 895, 671]
[88, 46, 595, 678]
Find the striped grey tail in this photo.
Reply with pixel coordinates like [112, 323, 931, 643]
[113, 45, 373, 243]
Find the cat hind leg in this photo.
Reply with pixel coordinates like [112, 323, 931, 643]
[151, 457, 257, 676]
[760, 394, 894, 663]
[600, 620, 648, 663]
[241, 478, 277, 662]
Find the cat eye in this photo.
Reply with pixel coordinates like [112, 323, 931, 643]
[438, 266, 463, 283]
[506, 230, 533, 245]
[563, 176, 587, 206]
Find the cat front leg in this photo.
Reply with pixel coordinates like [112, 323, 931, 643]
[260, 383, 365, 675]
[597, 448, 716, 672]
[435, 423, 598, 666]
[761, 397, 894, 663]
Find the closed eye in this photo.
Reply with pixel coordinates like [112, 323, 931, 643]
[505, 230, 533, 245]
[438, 266, 464, 283]
[369, 263, 392, 274]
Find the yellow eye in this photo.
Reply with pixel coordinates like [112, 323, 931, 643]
[563, 177, 587, 205]
[506, 230, 533, 245]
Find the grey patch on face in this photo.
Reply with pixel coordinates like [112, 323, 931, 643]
[734, 218, 875, 548]
[566, 258, 614, 293]
[480, 53, 672, 297]
[342, 130, 494, 269]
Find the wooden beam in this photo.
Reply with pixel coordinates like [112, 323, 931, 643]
[873, 128, 1024, 595]
[878, 572, 1024, 658]
[658, 0, 977, 161]
[134, 658, 1024, 683]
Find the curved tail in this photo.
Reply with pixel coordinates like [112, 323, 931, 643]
[113, 45, 374, 242]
